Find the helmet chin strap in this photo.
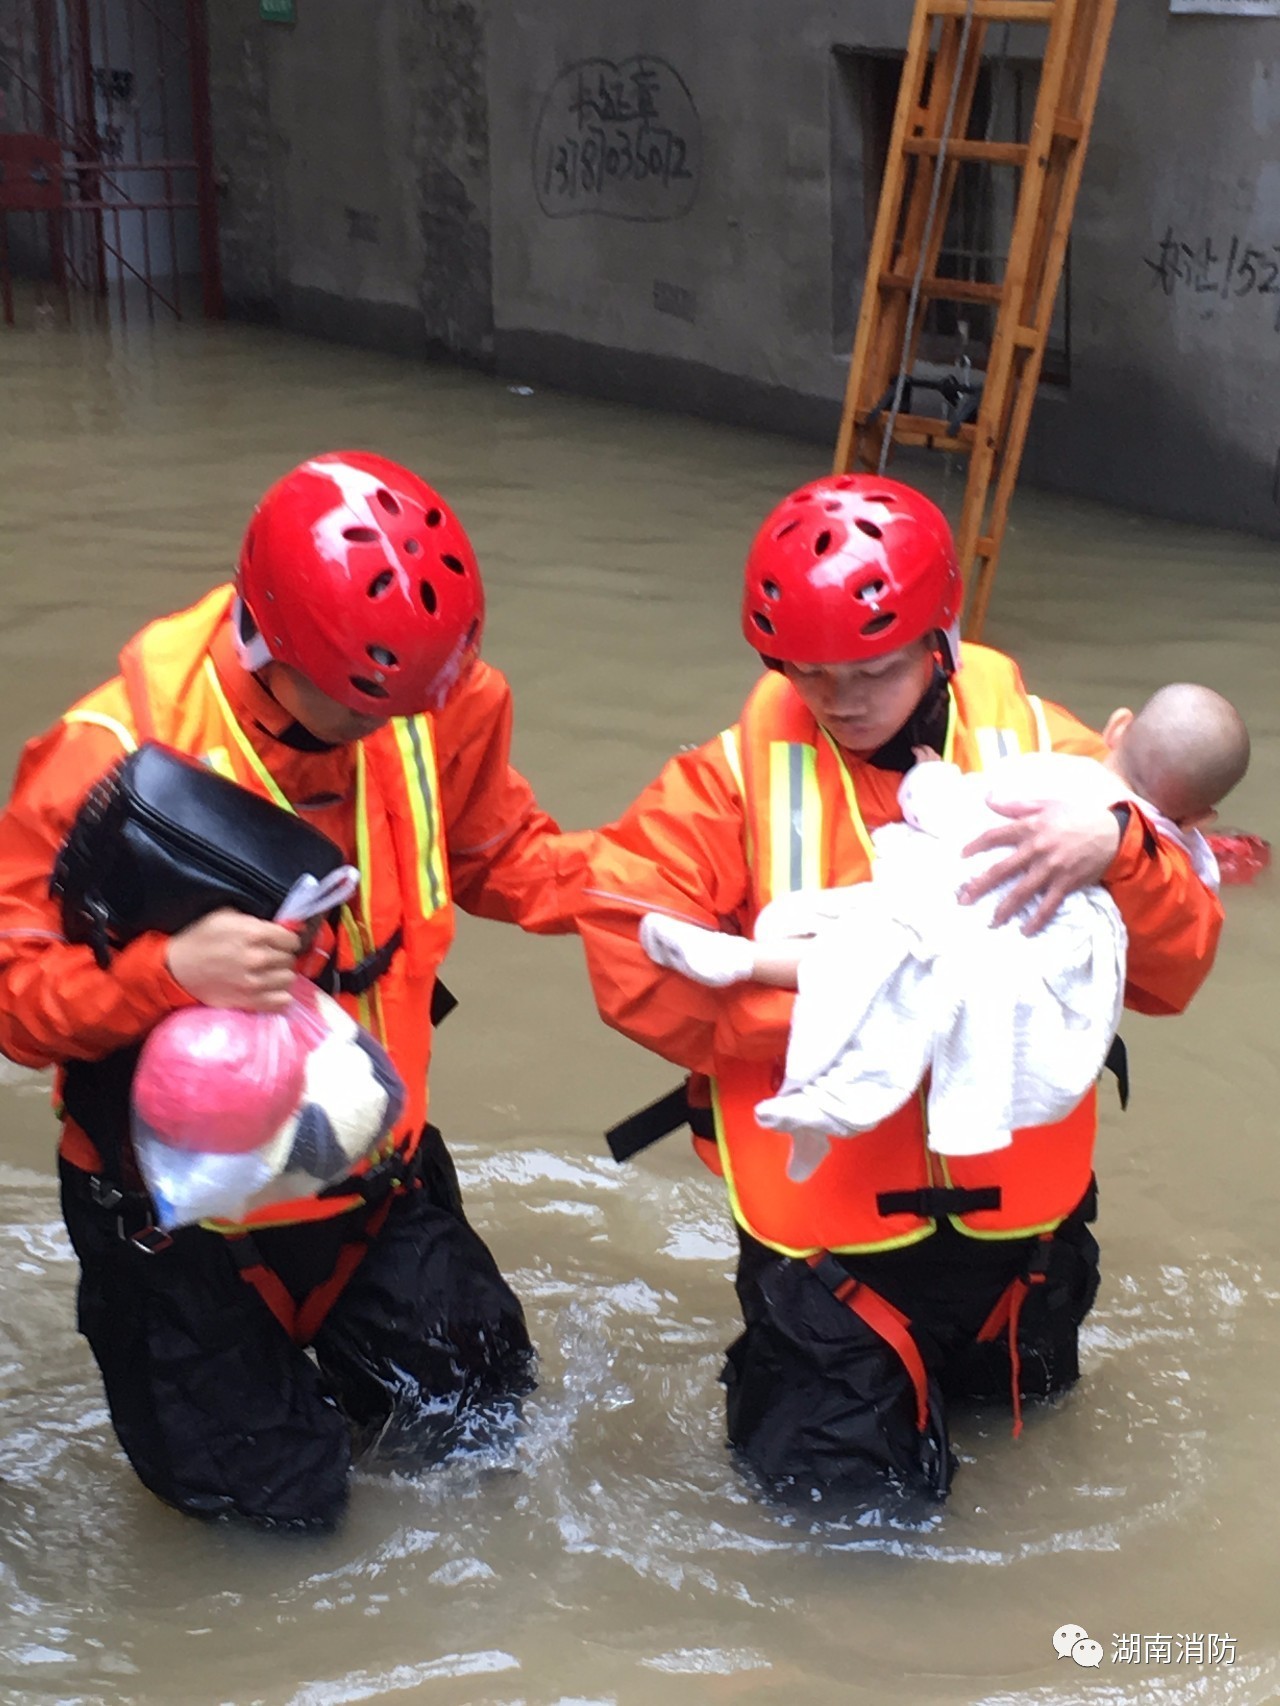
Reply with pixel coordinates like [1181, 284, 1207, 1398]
[939, 619, 963, 675]
[231, 595, 275, 675]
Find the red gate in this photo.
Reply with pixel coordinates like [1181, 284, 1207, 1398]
[0, 0, 221, 325]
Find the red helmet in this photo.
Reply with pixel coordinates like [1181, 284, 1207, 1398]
[235, 451, 484, 716]
[741, 474, 962, 670]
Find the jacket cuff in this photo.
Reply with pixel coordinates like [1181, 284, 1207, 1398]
[112, 931, 201, 1027]
[1104, 801, 1159, 884]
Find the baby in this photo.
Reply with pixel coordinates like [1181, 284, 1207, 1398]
[641, 684, 1249, 1181]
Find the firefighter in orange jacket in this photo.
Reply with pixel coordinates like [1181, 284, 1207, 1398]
[0, 452, 581, 1530]
[575, 474, 1223, 1499]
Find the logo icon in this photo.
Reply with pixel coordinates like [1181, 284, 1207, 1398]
[1052, 1624, 1103, 1667]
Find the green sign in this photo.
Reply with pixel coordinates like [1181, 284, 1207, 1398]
[260, 0, 296, 21]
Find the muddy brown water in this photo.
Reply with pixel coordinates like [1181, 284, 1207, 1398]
[1, 306, 1277, 1706]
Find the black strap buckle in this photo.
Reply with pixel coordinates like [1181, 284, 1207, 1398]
[88, 1175, 123, 1211]
[807, 1251, 856, 1298]
[876, 1185, 1003, 1218]
[126, 1223, 173, 1255]
[338, 925, 404, 998]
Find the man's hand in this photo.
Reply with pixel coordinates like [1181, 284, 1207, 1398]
[958, 799, 1123, 934]
[166, 909, 302, 1011]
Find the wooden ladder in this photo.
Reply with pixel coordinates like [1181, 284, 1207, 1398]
[833, 0, 1117, 640]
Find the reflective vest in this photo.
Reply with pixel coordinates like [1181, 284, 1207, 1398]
[710, 645, 1098, 1257]
[63, 585, 454, 1228]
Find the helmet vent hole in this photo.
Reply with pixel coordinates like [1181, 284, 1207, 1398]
[792, 492, 813, 504]
[404, 537, 421, 555]
[343, 526, 380, 543]
[751, 611, 776, 637]
[440, 553, 466, 575]
[823, 500, 842, 513]
[773, 519, 800, 541]
[374, 488, 401, 516]
[465, 618, 480, 647]
[762, 579, 781, 601]
[424, 507, 442, 528]
[244, 529, 256, 561]
[854, 577, 887, 603]
[867, 494, 896, 507]
[349, 675, 390, 700]
[856, 518, 883, 540]
[367, 644, 397, 668]
[420, 579, 438, 615]
[860, 613, 896, 638]
[368, 570, 394, 598]
[813, 530, 832, 557]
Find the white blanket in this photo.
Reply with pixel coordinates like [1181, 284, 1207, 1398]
[753, 753, 1135, 1179]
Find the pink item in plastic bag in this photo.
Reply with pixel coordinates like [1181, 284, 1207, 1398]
[133, 1005, 309, 1154]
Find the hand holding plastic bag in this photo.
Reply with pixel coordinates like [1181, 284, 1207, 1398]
[132, 868, 406, 1230]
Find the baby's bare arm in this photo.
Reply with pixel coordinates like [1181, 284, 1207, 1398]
[749, 946, 803, 989]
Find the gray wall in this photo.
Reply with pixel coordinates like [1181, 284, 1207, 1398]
[208, 0, 490, 358]
[204, 0, 1280, 539]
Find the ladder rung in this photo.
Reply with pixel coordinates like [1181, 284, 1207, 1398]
[1012, 325, 1039, 348]
[1053, 116, 1085, 143]
[903, 138, 1030, 166]
[927, 0, 1056, 18]
[857, 412, 977, 452]
[881, 272, 1005, 305]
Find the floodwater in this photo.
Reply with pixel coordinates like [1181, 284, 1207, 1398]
[0, 303, 1277, 1706]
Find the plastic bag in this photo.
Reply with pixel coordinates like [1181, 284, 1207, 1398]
[132, 869, 406, 1230]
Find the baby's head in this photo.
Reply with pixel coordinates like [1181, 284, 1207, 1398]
[1104, 684, 1250, 826]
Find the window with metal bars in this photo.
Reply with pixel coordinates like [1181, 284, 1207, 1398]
[830, 44, 1071, 385]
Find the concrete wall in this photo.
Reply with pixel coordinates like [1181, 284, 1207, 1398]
[207, 0, 491, 359]
[203, 0, 1280, 539]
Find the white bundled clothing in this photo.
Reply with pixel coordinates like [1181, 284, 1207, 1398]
[750, 751, 1211, 1178]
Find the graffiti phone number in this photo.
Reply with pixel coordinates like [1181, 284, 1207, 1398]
[533, 55, 700, 222]
[1145, 226, 1280, 325]
[544, 124, 692, 200]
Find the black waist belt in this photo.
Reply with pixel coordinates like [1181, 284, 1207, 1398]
[335, 926, 403, 998]
[877, 1185, 1002, 1218]
[606, 1085, 693, 1163]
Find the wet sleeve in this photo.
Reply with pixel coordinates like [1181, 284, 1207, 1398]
[574, 736, 795, 1076]
[1040, 696, 1223, 1015]
[435, 661, 584, 933]
[0, 721, 197, 1068]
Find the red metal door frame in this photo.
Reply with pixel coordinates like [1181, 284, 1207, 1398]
[0, 0, 223, 325]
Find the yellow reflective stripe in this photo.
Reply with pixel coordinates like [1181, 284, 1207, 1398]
[817, 729, 876, 867]
[200, 658, 374, 1028]
[935, 1147, 1063, 1240]
[942, 684, 957, 763]
[765, 741, 822, 901]
[719, 726, 744, 794]
[1028, 693, 1051, 753]
[948, 1214, 1065, 1241]
[390, 716, 445, 917]
[202, 658, 289, 809]
[203, 745, 235, 779]
[352, 753, 385, 1037]
[63, 709, 137, 752]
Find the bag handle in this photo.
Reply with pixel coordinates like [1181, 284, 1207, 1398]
[275, 866, 360, 929]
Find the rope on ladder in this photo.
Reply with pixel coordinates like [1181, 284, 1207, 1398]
[878, 0, 980, 473]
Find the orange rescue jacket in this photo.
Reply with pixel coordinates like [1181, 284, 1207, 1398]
[0, 585, 581, 1227]
[575, 646, 1224, 1255]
